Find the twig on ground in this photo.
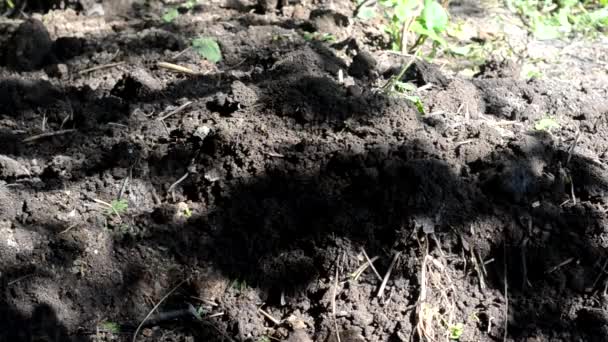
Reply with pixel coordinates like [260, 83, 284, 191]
[361, 249, 383, 281]
[545, 257, 575, 274]
[157, 62, 201, 75]
[172, 46, 192, 60]
[569, 172, 577, 205]
[377, 251, 401, 298]
[158, 101, 193, 121]
[8, 273, 34, 286]
[59, 223, 80, 235]
[204, 312, 225, 319]
[567, 128, 582, 165]
[23, 129, 76, 143]
[590, 258, 608, 291]
[470, 249, 486, 291]
[264, 151, 285, 158]
[521, 237, 529, 290]
[503, 241, 508, 342]
[352, 255, 380, 282]
[132, 279, 186, 342]
[332, 257, 342, 342]
[258, 308, 280, 325]
[168, 172, 190, 196]
[118, 173, 131, 200]
[79, 62, 125, 75]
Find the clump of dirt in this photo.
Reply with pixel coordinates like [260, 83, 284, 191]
[1, 2, 608, 342]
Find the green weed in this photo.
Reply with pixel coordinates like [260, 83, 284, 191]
[381, 51, 426, 114]
[448, 322, 464, 340]
[99, 321, 120, 334]
[507, 0, 608, 39]
[163, 0, 198, 23]
[357, 0, 449, 53]
[106, 199, 128, 217]
[302, 32, 337, 42]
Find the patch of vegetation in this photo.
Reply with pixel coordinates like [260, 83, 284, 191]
[302, 32, 337, 42]
[448, 322, 464, 340]
[106, 198, 129, 217]
[230, 279, 248, 293]
[356, 0, 449, 53]
[183, 205, 192, 218]
[192, 37, 222, 63]
[98, 321, 120, 334]
[507, 0, 608, 39]
[163, 0, 198, 23]
[534, 116, 560, 132]
[381, 52, 426, 114]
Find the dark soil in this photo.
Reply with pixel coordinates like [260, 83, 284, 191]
[1, 1, 608, 342]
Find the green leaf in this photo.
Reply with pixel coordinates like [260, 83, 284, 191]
[448, 323, 464, 340]
[162, 8, 179, 23]
[394, 81, 416, 93]
[421, 0, 448, 33]
[6, 0, 14, 8]
[394, 0, 419, 22]
[99, 321, 120, 334]
[411, 21, 447, 46]
[449, 45, 471, 56]
[534, 117, 560, 132]
[183, 0, 197, 9]
[532, 20, 562, 40]
[357, 6, 377, 20]
[192, 37, 222, 63]
[406, 95, 425, 115]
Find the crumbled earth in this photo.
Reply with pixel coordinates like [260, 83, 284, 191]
[1, 1, 608, 342]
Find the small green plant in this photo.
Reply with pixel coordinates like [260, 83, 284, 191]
[192, 37, 222, 63]
[163, 0, 198, 23]
[107, 199, 129, 217]
[534, 116, 560, 132]
[230, 279, 248, 292]
[381, 51, 426, 114]
[448, 322, 464, 340]
[302, 32, 337, 42]
[183, 206, 192, 218]
[257, 337, 271, 342]
[357, 0, 449, 53]
[99, 321, 120, 334]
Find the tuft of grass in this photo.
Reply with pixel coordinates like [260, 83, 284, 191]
[107, 199, 129, 217]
